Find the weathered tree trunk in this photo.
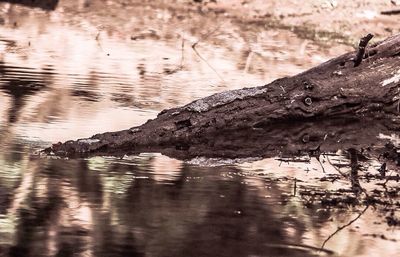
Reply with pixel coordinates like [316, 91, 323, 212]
[46, 33, 400, 159]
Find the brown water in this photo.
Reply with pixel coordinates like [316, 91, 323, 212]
[0, 1, 399, 257]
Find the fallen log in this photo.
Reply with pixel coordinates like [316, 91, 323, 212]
[46, 33, 400, 160]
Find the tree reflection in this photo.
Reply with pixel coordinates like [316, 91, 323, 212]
[0, 154, 332, 257]
[1, 79, 46, 123]
[0, 0, 59, 10]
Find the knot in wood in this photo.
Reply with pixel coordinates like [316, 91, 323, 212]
[303, 81, 314, 90]
[304, 97, 313, 106]
[302, 134, 310, 143]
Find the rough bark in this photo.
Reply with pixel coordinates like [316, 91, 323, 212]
[46, 33, 400, 159]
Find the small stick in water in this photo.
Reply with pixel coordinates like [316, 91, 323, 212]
[354, 33, 374, 67]
[191, 23, 226, 82]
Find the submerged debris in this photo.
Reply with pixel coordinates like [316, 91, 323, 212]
[186, 156, 261, 166]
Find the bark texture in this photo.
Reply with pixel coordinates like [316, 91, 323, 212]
[46, 33, 400, 159]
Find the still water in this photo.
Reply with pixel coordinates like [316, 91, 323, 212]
[0, 1, 398, 256]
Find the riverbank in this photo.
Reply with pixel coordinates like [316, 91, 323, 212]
[171, 0, 399, 45]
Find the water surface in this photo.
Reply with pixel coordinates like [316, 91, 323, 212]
[0, 1, 398, 257]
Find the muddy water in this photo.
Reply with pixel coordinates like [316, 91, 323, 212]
[0, 1, 398, 257]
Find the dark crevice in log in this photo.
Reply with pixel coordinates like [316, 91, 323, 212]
[175, 119, 192, 130]
[393, 51, 400, 58]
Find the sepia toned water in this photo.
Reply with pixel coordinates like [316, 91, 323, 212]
[0, 1, 398, 256]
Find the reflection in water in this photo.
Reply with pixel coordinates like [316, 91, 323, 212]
[1, 77, 46, 123]
[0, 0, 59, 10]
[0, 153, 399, 257]
[0, 155, 328, 257]
[0, 1, 398, 257]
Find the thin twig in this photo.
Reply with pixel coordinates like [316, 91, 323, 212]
[180, 38, 185, 69]
[192, 23, 225, 48]
[191, 23, 226, 82]
[382, 170, 394, 186]
[244, 51, 254, 73]
[316, 156, 325, 173]
[95, 30, 105, 52]
[326, 155, 349, 179]
[192, 46, 225, 82]
[320, 205, 369, 251]
[163, 37, 186, 75]
[95, 31, 101, 41]
[381, 9, 400, 15]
